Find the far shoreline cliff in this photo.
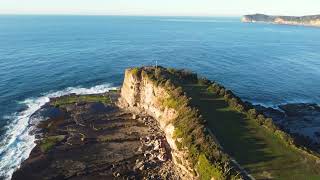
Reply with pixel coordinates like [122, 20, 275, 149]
[242, 14, 320, 27]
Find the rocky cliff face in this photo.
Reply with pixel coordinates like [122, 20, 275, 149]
[242, 14, 320, 27]
[118, 68, 196, 179]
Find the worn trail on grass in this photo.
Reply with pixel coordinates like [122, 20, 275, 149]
[184, 84, 320, 180]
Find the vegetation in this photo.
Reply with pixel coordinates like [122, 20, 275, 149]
[51, 94, 111, 108]
[131, 67, 244, 179]
[185, 83, 320, 179]
[40, 135, 65, 153]
[130, 66, 320, 180]
[197, 154, 224, 180]
[131, 67, 140, 76]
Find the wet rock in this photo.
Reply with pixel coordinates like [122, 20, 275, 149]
[55, 160, 86, 178]
[89, 102, 113, 113]
[254, 104, 285, 122]
[279, 103, 320, 117]
[29, 107, 65, 126]
[255, 103, 320, 151]
[113, 172, 121, 177]
[133, 160, 145, 172]
[12, 93, 180, 180]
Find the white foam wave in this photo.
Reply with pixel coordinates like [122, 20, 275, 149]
[250, 98, 319, 109]
[0, 83, 117, 180]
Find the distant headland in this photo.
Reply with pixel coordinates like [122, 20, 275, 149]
[242, 14, 320, 27]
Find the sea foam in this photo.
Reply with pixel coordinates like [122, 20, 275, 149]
[0, 84, 117, 180]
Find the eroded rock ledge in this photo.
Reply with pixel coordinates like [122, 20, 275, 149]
[12, 92, 180, 180]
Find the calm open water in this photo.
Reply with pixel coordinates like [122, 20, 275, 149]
[0, 15, 320, 179]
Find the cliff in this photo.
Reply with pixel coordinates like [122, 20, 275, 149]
[117, 66, 320, 179]
[118, 67, 194, 179]
[242, 14, 320, 27]
[118, 67, 247, 179]
[11, 66, 320, 180]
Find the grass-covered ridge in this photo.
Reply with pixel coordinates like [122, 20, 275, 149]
[130, 67, 245, 179]
[128, 66, 320, 180]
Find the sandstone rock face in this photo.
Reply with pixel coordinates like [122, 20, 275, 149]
[118, 68, 196, 179]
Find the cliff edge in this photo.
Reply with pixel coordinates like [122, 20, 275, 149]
[118, 67, 250, 179]
[11, 66, 320, 180]
[118, 66, 320, 179]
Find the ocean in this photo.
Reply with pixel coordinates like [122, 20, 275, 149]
[0, 15, 319, 179]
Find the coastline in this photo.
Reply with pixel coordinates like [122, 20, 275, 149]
[241, 14, 320, 27]
[2, 67, 320, 179]
[243, 20, 320, 28]
[12, 91, 180, 179]
[0, 84, 118, 180]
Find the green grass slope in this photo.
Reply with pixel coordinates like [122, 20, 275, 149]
[184, 83, 320, 179]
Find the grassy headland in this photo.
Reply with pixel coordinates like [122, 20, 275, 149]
[131, 66, 320, 180]
[184, 83, 320, 179]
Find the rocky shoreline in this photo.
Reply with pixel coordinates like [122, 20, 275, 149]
[11, 66, 320, 180]
[12, 92, 180, 180]
[254, 103, 320, 152]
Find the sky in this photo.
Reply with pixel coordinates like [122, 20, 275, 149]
[0, 0, 319, 16]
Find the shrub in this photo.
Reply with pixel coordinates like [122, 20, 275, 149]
[208, 83, 221, 94]
[207, 86, 216, 94]
[196, 154, 225, 180]
[167, 67, 177, 74]
[228, 98, 239, 109]
[275, 130, 293, 145]
[162, 98, 180, 109]
[198, 77, 211, 86]
[179, 69, 197, 82]
[165, 79, 173, 88]
[223, 94, 231, 101]
[247, 109, 258, 119]
[131, 67, 140, 76]
[172, 86, 184, 97]
[235, 104, 245, 113]
[219, 88, 226, 96]
[154, 67, 162, 79]
[224, 90, 237, 101]
[256, 114, 266, 125]
[264, 118, 278, 132]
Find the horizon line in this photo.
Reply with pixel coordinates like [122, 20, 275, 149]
[0, 13, 243, 17]
[1, 13, 319, 17]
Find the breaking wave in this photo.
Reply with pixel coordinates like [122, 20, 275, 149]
[0, 84, 118, 180]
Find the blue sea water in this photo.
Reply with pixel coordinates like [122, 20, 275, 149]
[0, 15, 320, 178]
